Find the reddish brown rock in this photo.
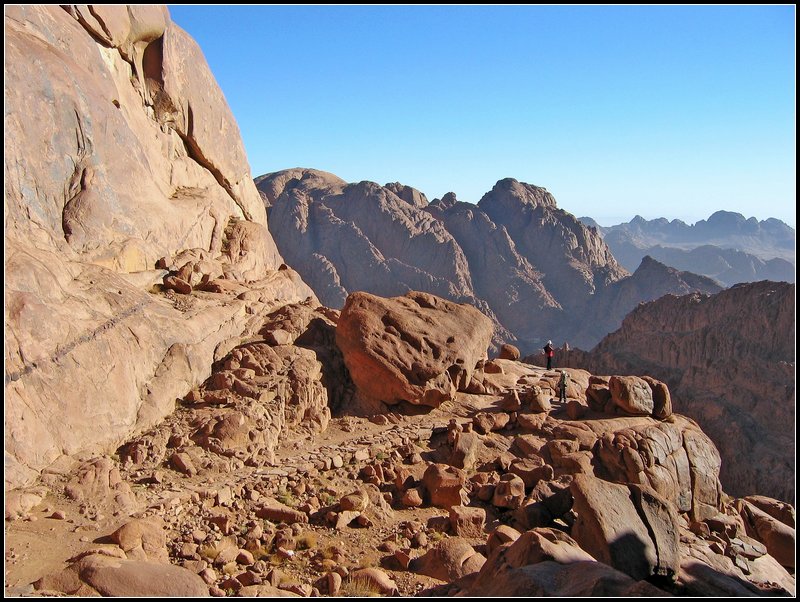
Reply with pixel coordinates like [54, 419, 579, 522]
[498, 344, 521, 360]
[423, 464, 468, 509]
[492, 474, 526, 509]
[63, 458, 137, 515]
[449, 431, 482, 470]
[743, 496, 795, 528]
[110, 518, 168, 562]
[4, 5, 317, 491]
[738, 500, 795, 569]
[256, 500, 308, 525]
[410, 537, 486, 581]
[509, 457, 553, 490]
[486, 525, 522, 556]
[608, 376, 654, 416]
[348, 568, 398, 595]
[464, 559, 669, 597]
[570, 474, 680, 580]
[336, 291, 492, 409]
[449, 506, 486, 538]
[35, 553, 208, 597]
[642, 376, 672, 420]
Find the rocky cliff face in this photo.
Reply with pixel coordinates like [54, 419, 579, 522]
[4, 5, 313, 490]
[558, 281, 795, 502]
[258, 169, 720, 353]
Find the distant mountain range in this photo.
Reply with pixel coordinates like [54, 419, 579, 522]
[256, 169, 722, 353]
[579, 212, 795, 286]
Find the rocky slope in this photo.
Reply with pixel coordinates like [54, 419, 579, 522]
[4, 5, 313, 491]
[580, 212, 796, 285]
[6, 291, 795, 597]
[257, 169, 722, 351]
[554, 281, 795, 503]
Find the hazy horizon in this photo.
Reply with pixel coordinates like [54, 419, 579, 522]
[169, 5, 796, 228]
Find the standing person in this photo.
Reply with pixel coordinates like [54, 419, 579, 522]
[559, 370, 569, 403]
[543, 340, 554, 370]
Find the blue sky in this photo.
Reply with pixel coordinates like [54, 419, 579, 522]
[169, 5, 795, 227]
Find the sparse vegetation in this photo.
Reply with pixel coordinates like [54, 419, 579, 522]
[340, 575, 382, 597]
[296, 531, 318, 550]
[276, 488, 296, 507]
[429, 530, 448, 543]
[198, 544, 220, 561]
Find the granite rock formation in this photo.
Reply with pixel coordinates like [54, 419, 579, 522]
[258, 169, 723, 352]
[4, 5, 311, 490]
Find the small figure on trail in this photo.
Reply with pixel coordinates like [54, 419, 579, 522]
[559, 370, 570, 403]
[543, 340, 554, 370]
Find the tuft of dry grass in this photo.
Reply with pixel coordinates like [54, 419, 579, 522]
[340, 575, 382, 598]
[296, 532, 318, 550]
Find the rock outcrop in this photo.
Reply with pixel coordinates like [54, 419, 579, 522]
[258, 169, 722, 353]
[560, 281, 795, 502]
[4, 5, 312, 490]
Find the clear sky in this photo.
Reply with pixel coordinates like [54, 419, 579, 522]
[169, 5, 796, 227]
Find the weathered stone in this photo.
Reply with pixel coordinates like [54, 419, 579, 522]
[498, 344, 520, 360]
[449, 506, 486, 538]
[486, 525, 522, 556]
[509, 457, 553, 490]
[109, 518, 168, 562]
[608, 376, 654, 416]
[256, 500, 308, 524]
[492, 474, 526, 509]
[410, 538, 486, 581]
[348, 568, 397, 596]
[336, 291, 492, 409]
[449, 431, 482, 470]
[423, 464, 468, 509]
[570, 474, 680, 580]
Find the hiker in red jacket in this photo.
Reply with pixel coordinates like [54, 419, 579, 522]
[544, 340, 554, 370]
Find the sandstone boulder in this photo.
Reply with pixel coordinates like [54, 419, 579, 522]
[591, 416, 721, 521]
[498, 344, 520, 360]
[738, 500, 795, 569]
[336, 291, 492, 408]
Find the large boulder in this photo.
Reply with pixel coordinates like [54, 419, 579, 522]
[336, 291, 492, 408]
[463, 525, 674, 595]
[570, 474, 680, 581]
[737, 499, 795, 569]
[410, 537, 486, 581]
[34, 553, 208, 597]
[608, 376, 654, 416]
